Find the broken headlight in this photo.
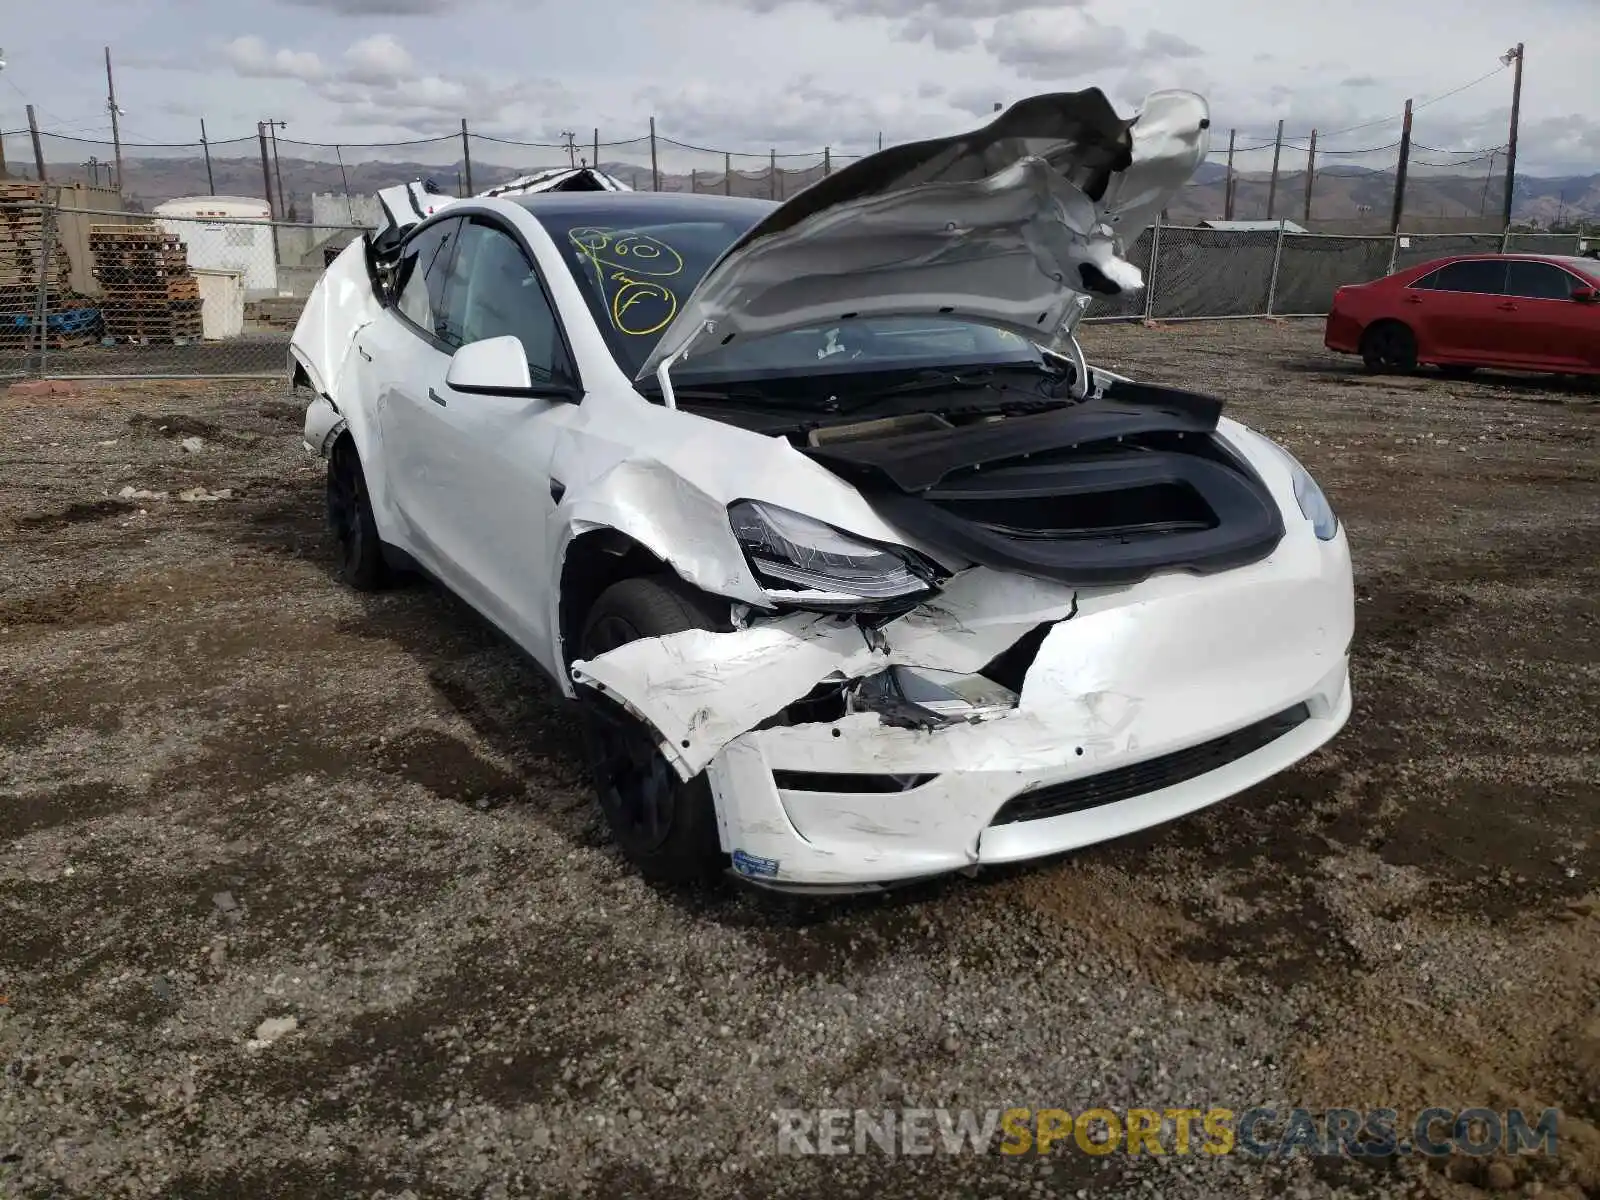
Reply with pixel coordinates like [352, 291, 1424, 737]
[1254, 436, 1339, 541]
[728, 500, 937, 610]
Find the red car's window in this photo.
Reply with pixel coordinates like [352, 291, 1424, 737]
[1505, 261, 1581, 301]
[1430, 260, 1508, 295]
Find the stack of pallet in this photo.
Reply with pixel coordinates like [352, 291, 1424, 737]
[0, 181, 80, 352]
[88, 224, 203, 344]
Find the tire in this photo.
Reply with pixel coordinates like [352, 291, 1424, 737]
[326, 435, 389, 591]
[578, 575, 731, 884]
[1438, 364, 1478, 379]
[1359, 322, 1418, 374]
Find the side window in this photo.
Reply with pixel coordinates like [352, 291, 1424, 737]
[393, 218, 461, 338]
[1409, 269, 1441, 290]
[440, 220, 572, 385]
[1432, 259, 1507, 295]
[1505, 260, 1579, 301]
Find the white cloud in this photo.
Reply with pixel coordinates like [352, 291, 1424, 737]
[221, 36, 326, 82]
[896, 13, 981, 50]
[342, 34, 416, 86]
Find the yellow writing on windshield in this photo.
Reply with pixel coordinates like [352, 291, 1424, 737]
[568, 227, 684, 337]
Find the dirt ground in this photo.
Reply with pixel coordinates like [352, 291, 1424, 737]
[1, 322, 1597, 1200]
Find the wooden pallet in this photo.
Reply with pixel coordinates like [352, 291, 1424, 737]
[97, 283, 201, 301]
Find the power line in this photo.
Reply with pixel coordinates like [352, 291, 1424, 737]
[1231, 61, 1510, 144]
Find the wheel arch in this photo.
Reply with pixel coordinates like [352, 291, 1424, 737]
[556, 528, 684, 688]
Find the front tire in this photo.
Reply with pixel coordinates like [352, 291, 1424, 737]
[578, 576, 730, 885]
[1360, 321, 1417, 374]
[326, 436, 388, 591]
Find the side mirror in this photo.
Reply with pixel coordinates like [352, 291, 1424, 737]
[1571, 286, 1599, 303]
[446, 335, 533, 394]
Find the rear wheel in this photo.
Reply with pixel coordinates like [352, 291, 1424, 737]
[1360, 322, 1417, 374]
[578, 576, 730, 884]
[326, 436, 388, 591]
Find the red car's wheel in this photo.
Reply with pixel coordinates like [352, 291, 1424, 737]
[1360, 322, 1417, 374]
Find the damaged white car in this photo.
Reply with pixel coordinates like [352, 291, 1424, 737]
[290, 88, 1353, 892]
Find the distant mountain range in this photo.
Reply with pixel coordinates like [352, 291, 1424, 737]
[26, 152, 1600, 232]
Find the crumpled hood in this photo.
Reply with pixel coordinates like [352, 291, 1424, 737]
[636, 87, 1209, 382]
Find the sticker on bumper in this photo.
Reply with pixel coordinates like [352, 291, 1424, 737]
[732, 850, 780, 879]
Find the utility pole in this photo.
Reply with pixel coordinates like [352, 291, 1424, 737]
[459, 118, 473, 195]
[87, 155, 100, 186]
[104, 46, 124, 192]
[1303, 128, 1318, 226]
[200, 119, 215, 195]
[258, 122, 279, 264]
[1391, 98, 1414, 235]
[1223, 128, 1236, 220]
[26, 104, 46, 182]
[263, 118, 287, 221]
[1501, 43, 1524, 231]
[1265, 119, 1285, 221]
[561, 130, 577, 169]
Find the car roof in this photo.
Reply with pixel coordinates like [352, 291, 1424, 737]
[507, 191, 778, 223]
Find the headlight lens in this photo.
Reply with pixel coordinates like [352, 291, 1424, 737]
[728, 500, 936, 609]
[1257, 436, 1338, 540]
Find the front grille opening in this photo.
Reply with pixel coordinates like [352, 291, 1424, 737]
[774, 771, 938, 793]
[939, 482, 1217, 540]
[989, 702, 1312, 826]
[977, 621, 1056, 693]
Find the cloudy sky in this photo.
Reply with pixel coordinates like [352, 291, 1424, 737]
[4, 0, 1598, 174]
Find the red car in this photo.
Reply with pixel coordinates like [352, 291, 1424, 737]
[1325, 254, 1600, 376]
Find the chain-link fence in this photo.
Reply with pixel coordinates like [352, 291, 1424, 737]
[1, 184, 367, 379]
[0, 177, 1593, 381]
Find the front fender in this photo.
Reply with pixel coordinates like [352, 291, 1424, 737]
[547, 458, 772, 672]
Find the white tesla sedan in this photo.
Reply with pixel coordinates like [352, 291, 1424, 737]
[290, 88, 1354, 892]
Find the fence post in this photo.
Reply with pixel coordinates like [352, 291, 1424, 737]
[1265, 119, 1284, 220]
[29, 201, 57, 377]
[649, 118, 660, 192]
[690, 169, 697, 193]
[26, 105, 47, 182]
[724, 152, 732, 196]
[770, 149, 778, 200]
[1303, 128, 1317, 226]
[1499, 228, 1511, 253]
[460, 119, 474, 196]
[1266, 222, 1286, 316]
[824, 146, 831, 177]
[1143, 216, 1162, 324]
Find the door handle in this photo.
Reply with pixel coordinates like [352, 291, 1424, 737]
[357, 344, 372, 362]
[428, 388, 447, 408]
[1497, 302, 1518, 311]
[1405, 294, 1423, 304]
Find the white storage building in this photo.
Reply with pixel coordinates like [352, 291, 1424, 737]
[152, 196, 277, 296]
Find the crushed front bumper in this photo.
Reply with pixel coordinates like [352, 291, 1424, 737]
[574, 524, 1355, 891]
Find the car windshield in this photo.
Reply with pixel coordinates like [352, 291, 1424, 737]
[534, 210, 1043, 384]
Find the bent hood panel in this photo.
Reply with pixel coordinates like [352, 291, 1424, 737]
[288, 235, 383, 400]
[636, 88, 1210, 381]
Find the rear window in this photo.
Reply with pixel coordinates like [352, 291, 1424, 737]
[1431, 260, 1507, 295]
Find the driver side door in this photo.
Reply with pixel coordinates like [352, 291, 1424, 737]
[420, 216, 586, 667]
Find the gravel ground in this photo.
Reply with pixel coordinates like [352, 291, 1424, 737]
[1, 322, 1597, 1200]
